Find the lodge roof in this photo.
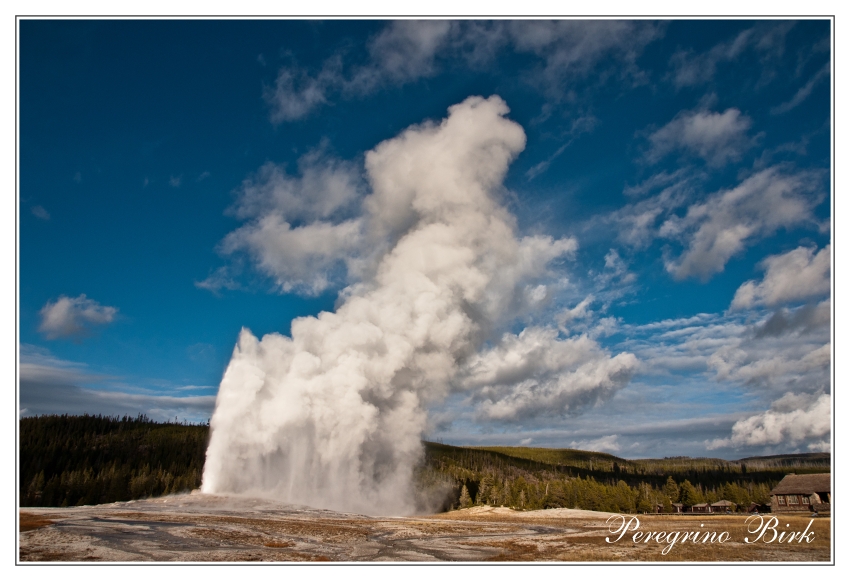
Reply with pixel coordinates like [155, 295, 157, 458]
[770, 473, 831, 495]
[711, 500, 734, 507]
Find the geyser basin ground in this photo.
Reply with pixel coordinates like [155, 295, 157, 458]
[19, 493, 829, 562]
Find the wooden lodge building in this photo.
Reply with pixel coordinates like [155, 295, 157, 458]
[770, 473, 830, 514]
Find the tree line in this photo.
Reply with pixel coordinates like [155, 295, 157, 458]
[20, 414, 207, 507]
[421, 442, 828, 513]
[20, 415, 829, 512]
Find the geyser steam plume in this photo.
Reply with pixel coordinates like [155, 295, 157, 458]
[202, 96, 631, 515]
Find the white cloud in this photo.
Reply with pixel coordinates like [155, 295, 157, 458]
[229, 152, 362, 223]
[222, 216, 363, 295]
[661, 167, 822, 281]
[210, 148, 366, 295]
[731, 245, 830, 310]
[351, 21, 454, 92]
[31, 205, 50, 220]
[707, 392, 830, 450]
[645, 108, 754, 166]
[38, 294, 118, 340]
[169, 175, 182, 187]
[569, 434, 621, 453]
[461, 327, 638, 422]
[265, 22, 454, 122]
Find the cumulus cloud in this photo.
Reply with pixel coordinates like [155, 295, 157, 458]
[645, 108, 755, 166]
[731, 245, 830, 310]
[203, 96, 629, 514]
[211, 148, 366, 295]
[38, 294, 118, 340]
[661, 166, 823, 281]
[707, 392, 830, 450]
[222, 215, 362, 295]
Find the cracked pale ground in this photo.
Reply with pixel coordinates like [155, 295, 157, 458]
[19, 493, 830, 562]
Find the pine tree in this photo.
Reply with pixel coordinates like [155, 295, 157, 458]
[663, 476, 680, 502]
[458, 484, 472, 509]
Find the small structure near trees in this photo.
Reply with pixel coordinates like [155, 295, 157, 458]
[770, 473, 830, 514]
[711, 500, 735, 513]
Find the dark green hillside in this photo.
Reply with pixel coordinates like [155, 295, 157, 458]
[473, 446, 632, 472]
[20, 414, 208, 507]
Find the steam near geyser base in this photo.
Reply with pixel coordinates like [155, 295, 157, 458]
[202, 96, 637, 515]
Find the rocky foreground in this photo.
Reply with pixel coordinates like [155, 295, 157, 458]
[19, 493, 830, 562]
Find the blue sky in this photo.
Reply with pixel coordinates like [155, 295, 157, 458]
[18, 19, 832, 459]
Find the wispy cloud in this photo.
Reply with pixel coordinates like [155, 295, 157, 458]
[569, 434, 621, 453]
[194, 265, 242, 295]
[19, 346, 215, 423]
[771, 63, 830, 115]
[31, 205, 50, 220]
[38, 294, 118, 340]
[265, 21, 662, 122]
[667, 23, 795, 89]
[525, 114, 597, 180]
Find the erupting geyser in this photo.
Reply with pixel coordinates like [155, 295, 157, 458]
[202, 96, 635, 515]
